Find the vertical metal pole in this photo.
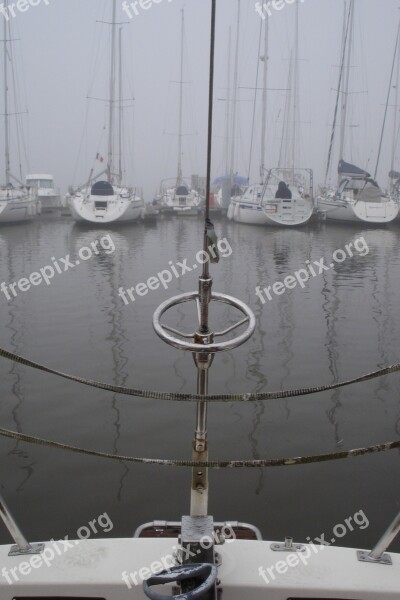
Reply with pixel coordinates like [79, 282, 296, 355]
[190, 363, 210, 516]
[375, 14, 400, 180]
[391, 16, 400, 175]
[324, 0, 349, 185]
[107, 0, 117, 184]
[230, 0, 240, 180]
[225, 27, 232, 176]
[118, 27, 123, 186]
[0, 495, 30, 551]
[391, 16, 400, 182]
[190, 0, 217, 518]
[260, 15, 269, 183]
[339, 0, 354, 168]
[177, 9, 184, 187]
[369, 512, 400, 561]
[4, 3, 10, 186]
[291, 0, 299, 174]
[0, 493, 44, 556]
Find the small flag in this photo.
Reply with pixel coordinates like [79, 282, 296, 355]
[96, 153, 104, 163]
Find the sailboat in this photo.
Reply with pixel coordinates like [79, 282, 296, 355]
[0, 3, 37, 224]
[69, 2, 144, 225]
[160, 10, 201, 216]
[228, 0, 314, 227]
[317, 0, 399, 224]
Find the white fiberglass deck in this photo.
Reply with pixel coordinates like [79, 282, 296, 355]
[0, 538, 399, 599]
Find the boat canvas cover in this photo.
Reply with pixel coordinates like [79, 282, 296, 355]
[213, 175, 249, 186]
[91, 181, 114, 196]
[338, 160, 371, 178]
[176, 185, 189, 196]
[359, 182, 383, 203]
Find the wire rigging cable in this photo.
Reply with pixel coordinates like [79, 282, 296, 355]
[0, 426, 399, 469]
[0, 346, 400, 403]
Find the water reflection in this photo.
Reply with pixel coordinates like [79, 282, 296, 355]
[0, 218, 400, 547]
[0, 226, 36, 491]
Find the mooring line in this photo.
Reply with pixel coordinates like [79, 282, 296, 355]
[0, 346, 399, 402]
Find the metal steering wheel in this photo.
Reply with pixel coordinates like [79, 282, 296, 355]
[153, 291, 255, 354]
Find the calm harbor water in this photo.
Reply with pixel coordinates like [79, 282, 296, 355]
[0, 214, 400, 551]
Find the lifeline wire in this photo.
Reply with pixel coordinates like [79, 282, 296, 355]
[0, 346, 400, 402]
[0, 426, 399, 469]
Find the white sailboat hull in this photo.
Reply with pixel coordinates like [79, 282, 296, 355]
[0, 192, 37, 223]
[174, 206, 199, 216]
[317, 193, 399, 224]
[69, 188, 144, 225]
[161, 187, 201, 217]
[228, 184, 314, 227]
[0, 537, 399, 599]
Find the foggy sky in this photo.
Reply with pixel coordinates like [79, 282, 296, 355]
[1, 0, 400, 198]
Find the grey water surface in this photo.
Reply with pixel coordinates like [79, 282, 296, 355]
[0, 215, 399, 551]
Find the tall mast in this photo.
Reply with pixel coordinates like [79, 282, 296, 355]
[224, 27, 232, 175]
[278, 53, 293, 169]
[260, 15, 269, 182]
[177, 9, 184, 186]
[3, 5, 10, 186]
[324, 0, 352, 184]
[107, 0, 117, 184]
[291, 0, 299, 172]
[118, 27, 123, 185]
[391, 15, 400, 177]
[230, 0, 240, 177]
[375, 12, 400, 180]
[339, 0, 354, 166]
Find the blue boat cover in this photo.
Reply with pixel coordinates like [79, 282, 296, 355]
[338, 160, 370, 177]
[91, 181, 114, 196]
[176, 185, 189, 196]
[213, 175, 249, 186]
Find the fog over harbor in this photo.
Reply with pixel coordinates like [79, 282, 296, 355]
[2, 0, 400, 198]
